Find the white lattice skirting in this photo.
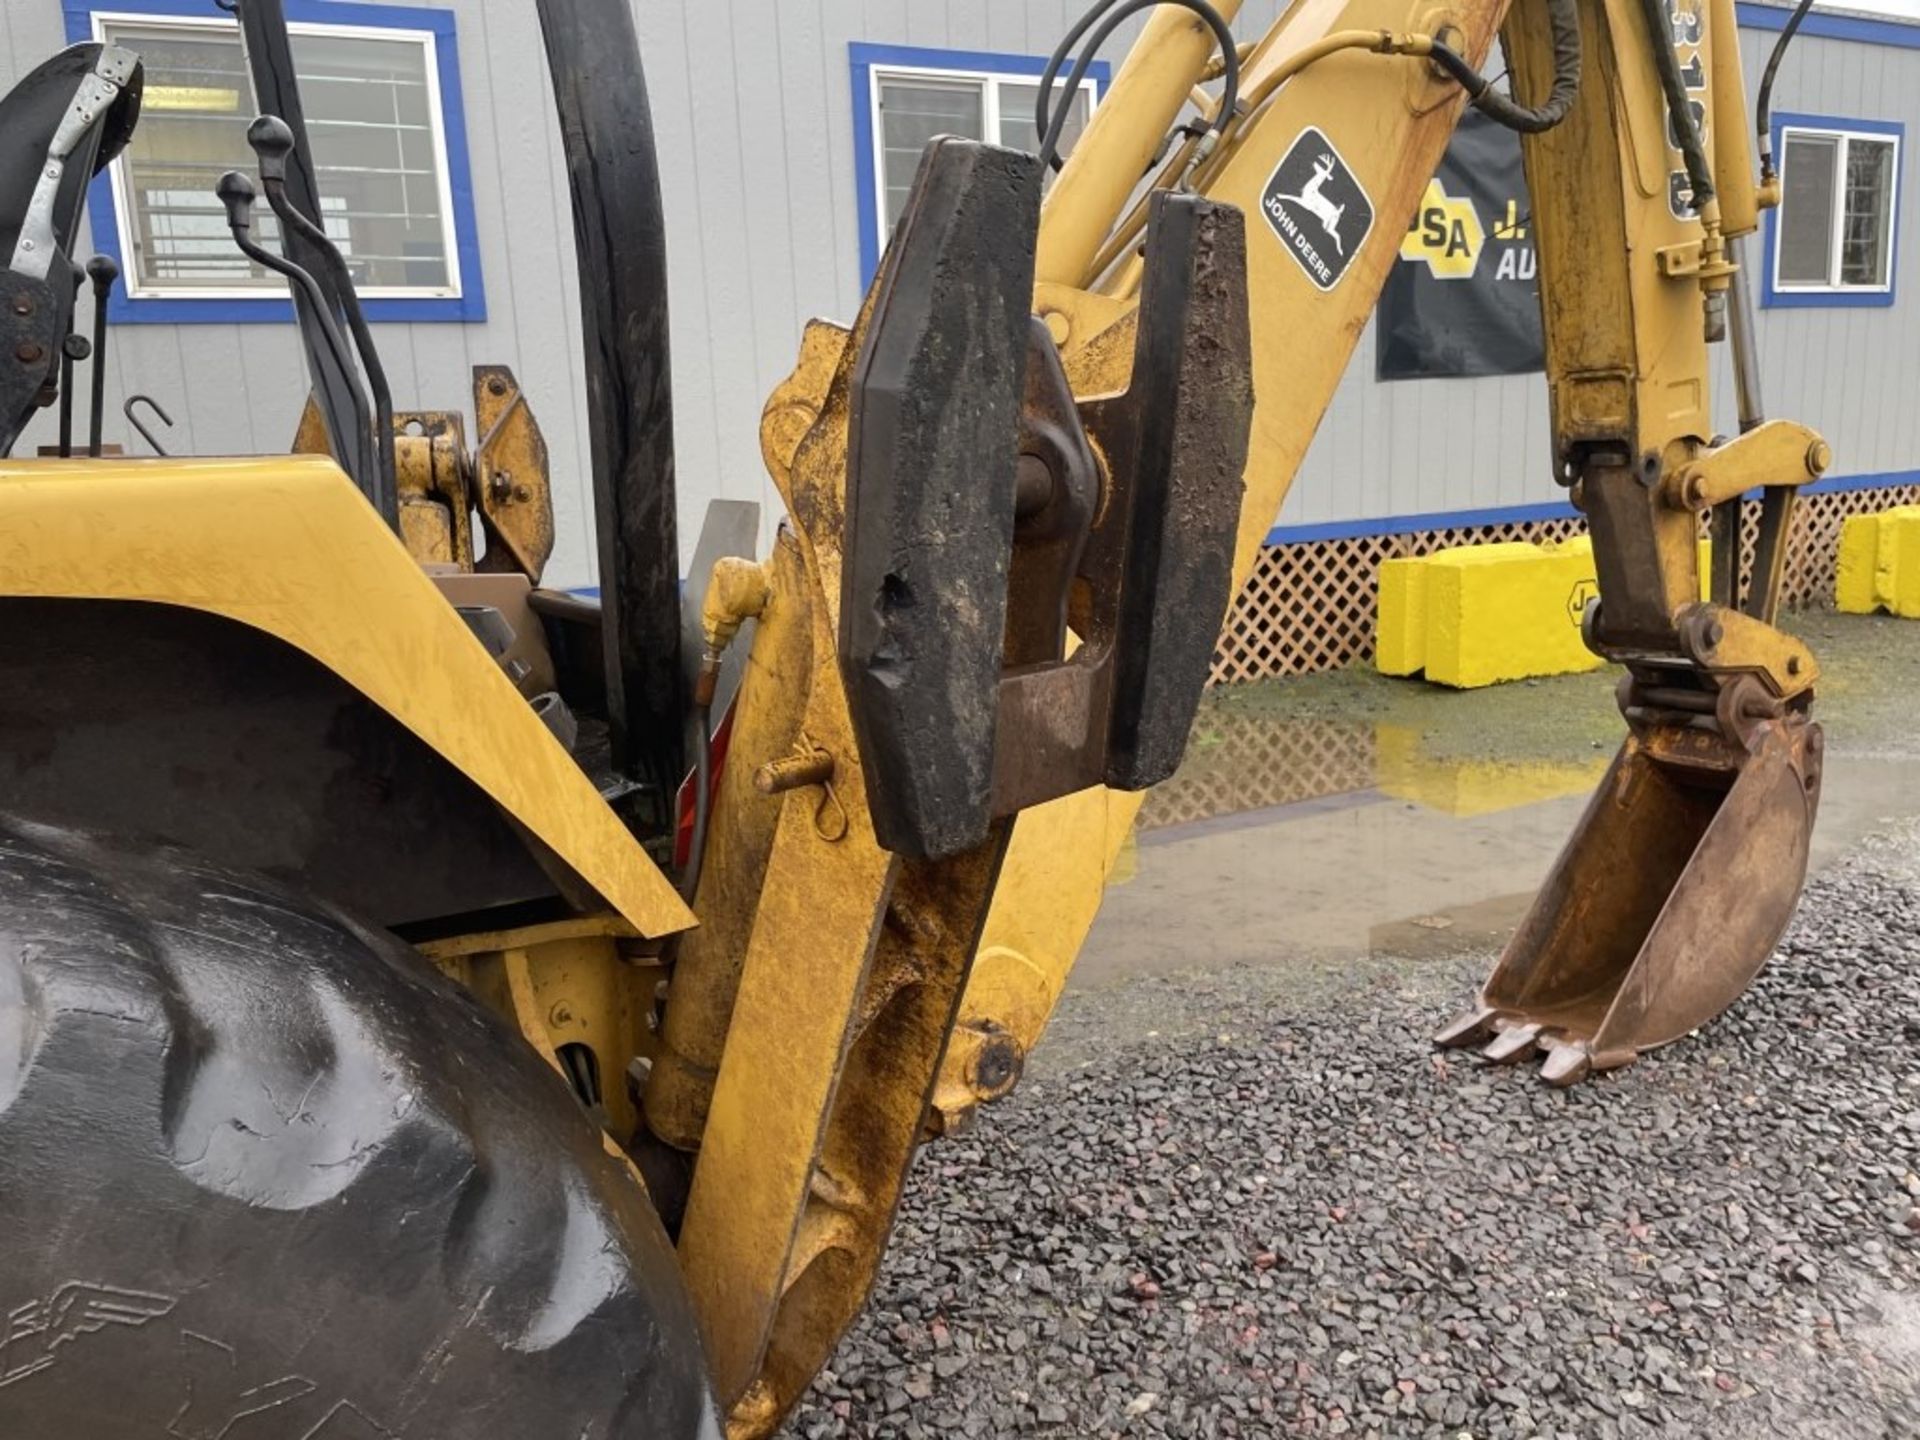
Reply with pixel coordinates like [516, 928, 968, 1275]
[1210, 483, 1919, 685]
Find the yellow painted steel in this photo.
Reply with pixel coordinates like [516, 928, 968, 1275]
[944, 0, 1822, 1121]
[1663, 418, 1828, 511]
[423, 914, 660, 1141]
[0, 454, 692, 939]
[1034, 0, 1246, 289]
[1705, 0, 1759, 236]
[672, 302, 1011, 1437]
[644, 528, 814, 1152]
[295, 366, 556, 582]
[940, 0, 1514, 1128]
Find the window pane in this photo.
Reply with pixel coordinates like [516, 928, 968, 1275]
[103, 22, 259, 289]
[100, 19, 453, 295]
[1778, 133, 1839, 286]
[1839, 137, 1896, 287]
[998, 82, 1090, 162]
[878, 78, 983, 232]
[293, 31, 448, 290]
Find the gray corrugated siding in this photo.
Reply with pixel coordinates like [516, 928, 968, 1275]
[3, 3, 1915, 583]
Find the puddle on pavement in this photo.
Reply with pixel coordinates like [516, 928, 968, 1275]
[1083, 614, 1920, 987]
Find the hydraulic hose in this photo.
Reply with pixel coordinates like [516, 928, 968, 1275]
[1755, 0, 1817, 184]
[680, 703, 712, 903]
[1428, 0, 1582, 135]
[1037, 0, 1240, 171]
[1636, 0, 1716, 206]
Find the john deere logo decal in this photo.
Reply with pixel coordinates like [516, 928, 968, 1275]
[1261, 128, 1373, 291]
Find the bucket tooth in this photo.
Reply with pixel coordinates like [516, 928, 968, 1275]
[1442, 712, 1821, 1085]
[1481, 1023, 1543, 1064]
[1434, 1005, 1499, 1050]
[1538, 1040, 1594, 1087]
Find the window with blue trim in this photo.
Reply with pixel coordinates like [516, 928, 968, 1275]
[850, 44, 1108, 284]
[71, 1, 483, 323]
[1765, 112, 1901, 308]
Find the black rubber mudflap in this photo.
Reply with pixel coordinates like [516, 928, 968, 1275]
[0, 814, 719, 1438]
[842, 137, 1042, 861]
[1087, 192, 1252, 791]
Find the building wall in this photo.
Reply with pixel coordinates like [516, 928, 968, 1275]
[5, 0, 612, 583]
[3, 1, 1917, 585]
[1276, 16, 1920, 537]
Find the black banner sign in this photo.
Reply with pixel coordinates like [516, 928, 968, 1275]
[1376, 112, 1543, 380]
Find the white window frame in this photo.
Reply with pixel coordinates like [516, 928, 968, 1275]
[1772, 121, 1900, 296]
[866, 63, 1100, 260]
[91, 9, 464, 302]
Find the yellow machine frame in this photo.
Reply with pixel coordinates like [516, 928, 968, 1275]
[0, 0, 1827, 1434]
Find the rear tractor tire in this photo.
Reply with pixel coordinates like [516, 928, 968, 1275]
[0, 814, 718, 1438]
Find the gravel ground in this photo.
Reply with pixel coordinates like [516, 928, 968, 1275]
[787, 826, 1920, 1439]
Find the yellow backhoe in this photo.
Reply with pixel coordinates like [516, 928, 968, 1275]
[0, 0, 1825, 1433]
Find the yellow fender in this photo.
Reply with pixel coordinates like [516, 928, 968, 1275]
[0, 454, 692, 939]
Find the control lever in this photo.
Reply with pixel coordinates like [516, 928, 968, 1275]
[84, 254, 116, 457]
[245, 116, 396, 521]
[215, 168, 377, 505]
[56, 258, 84, 458]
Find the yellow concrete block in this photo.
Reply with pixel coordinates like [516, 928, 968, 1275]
[1882, 509, 1920, 618]
[1423, 538, 1603, 688]
[1375, 556, 1429, 676]
[1835, 513, 1880, 614]
[1375, 533, 1714, 689]
[1833, 506, 1920, 616]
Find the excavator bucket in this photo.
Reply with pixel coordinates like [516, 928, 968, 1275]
[1437, 706, 1822, 1085]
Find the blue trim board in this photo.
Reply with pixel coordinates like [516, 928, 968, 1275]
[1736, 1, 1920, 49]
[1266, 500, 1577, 547]
[850, 42, 1110, 287]
[1761, 110, 1903, 310]
[1262, 469, 1920, 547]
[65, 0, 486, 324]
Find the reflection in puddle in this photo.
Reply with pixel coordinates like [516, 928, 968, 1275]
[1090, 692, 1920, 985]
[1084, 616, 1920, 983]
[1138, 708, 1607, 834]
[1373, 727, 1606, 818]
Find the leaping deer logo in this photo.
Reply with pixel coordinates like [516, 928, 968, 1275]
[1281, 154, 1347, 254]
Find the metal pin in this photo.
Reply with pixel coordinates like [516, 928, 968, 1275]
[754, 748, 835, 795]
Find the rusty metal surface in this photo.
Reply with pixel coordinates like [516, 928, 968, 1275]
[473, 364, 555, 581]
[1439, 673, 1822, 1085]
[0, 271, 60, 456]
[1004, 323, 1099, 670]
[293, 365, 554, 582]
[991, 191, 1253, 814]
